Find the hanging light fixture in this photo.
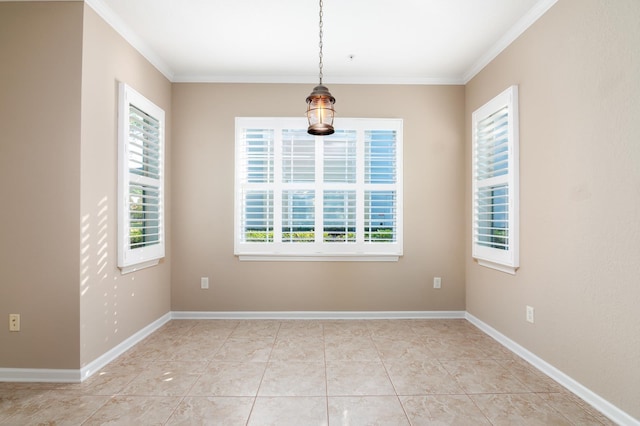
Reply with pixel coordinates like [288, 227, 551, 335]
[306, 0, 335, 136]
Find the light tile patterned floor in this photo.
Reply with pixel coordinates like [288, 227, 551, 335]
[0, 319, 615, 425]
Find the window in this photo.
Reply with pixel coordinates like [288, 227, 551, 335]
[235, 117, 403, 261]
[472, 85, 519, 274]
[117, 83, 165, 273]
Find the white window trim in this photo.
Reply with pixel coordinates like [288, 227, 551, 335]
[235, 117, 403, 261]
[117, 83, 165, 274]
[472, 85, 519, 274]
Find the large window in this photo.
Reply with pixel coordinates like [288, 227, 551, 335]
[472, 85, 519, 274]
[235, 117, 403, 261]
[117, 83, 165, 273]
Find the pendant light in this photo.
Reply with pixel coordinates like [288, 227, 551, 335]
[306, 0, 336, 136]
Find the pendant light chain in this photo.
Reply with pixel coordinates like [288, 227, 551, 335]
[318, 0, 324, 85]
[305, 0, 335, 136]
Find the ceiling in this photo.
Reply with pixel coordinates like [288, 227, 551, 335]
[83, 0, 556, 84]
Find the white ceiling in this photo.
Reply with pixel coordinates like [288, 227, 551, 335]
[84, 0, 556, 84]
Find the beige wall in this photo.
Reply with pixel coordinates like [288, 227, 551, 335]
[0, 2, 172, 370]
[0, 2, 83, 369]
[465, 0, 640, 419]
[79, 5, 172, 366]
[171, 84, 466, 312]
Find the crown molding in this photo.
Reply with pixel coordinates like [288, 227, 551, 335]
[84, 0, 175, 81]
[462, 0, 559, 83]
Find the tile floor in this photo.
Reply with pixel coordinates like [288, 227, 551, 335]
[0, 319, 615, 425]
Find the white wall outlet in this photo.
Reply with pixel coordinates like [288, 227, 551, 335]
[526, 305, 535, 323]
[433, 277, 442, 289]
[9, 314, 20, 331]
[200, 277, 209, 289]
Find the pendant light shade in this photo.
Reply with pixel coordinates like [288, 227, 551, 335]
[306, 0, 335, 136]
[306, 84, 335, 136]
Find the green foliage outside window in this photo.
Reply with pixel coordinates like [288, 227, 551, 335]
[244, 229, 394, 242]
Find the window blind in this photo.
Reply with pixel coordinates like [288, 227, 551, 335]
[473, 105, 510, 252]
[128, 183, 160, 249]
[241, 129, 274, 184]
[238, 128, 275, 243]
[283, 130, 315, 183]
[475, 107, 509, 181]
[118, 83, 165, 273]
[282, 190, 315, 242]
[323, 190, 356, 242]
[472, 85, 519, 273]
[127, 105, 162, 250]
[366, 130, 397, 184]
[474, 184, 509, 250]
[365, 190, 397, 243]
[241, 190, 274, 242]
[364, 130, 398, 242]
[324, 131, 356, 183]
[128, 106, 161, 178]
[235, 117, 403, 260]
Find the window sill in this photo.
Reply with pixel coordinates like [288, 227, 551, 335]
[475, 258, 518, 275]
[119, 259, 160, 274]
[237, 254, 400, 262]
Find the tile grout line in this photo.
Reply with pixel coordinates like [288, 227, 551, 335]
[244, 321, 280, 425]
[161, 323, 212, 424]
[322, 322, 331, 426]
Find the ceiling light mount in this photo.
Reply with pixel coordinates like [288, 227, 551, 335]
[306, 0, 335, 136]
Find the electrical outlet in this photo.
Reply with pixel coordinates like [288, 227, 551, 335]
[9, 314, 20, 332]
[526, 306, 535, 323]
[433, 277, 442, 289]
[201, 277, 209, 289]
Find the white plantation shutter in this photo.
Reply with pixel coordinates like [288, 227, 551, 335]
[323, 190, 356, 242]
[472, 86, 519, 274]
[323, 130, 357, 242]
[365, 130, 398, 243]
[365, 130, 397, 184]
[235, 117, 403, 260]
[238, 128, 275, 243]
[365, 190, 397, 243]
[242, 129, 274, 184]
[282, 190, 315, 242]
[241, 190, 274, 242]
[283, 130, 315, 183]
[127, 106, 161, 248]
[475, 184, 509, 250]
[324, 131, 356, 183]
[118, 83, 165, 273]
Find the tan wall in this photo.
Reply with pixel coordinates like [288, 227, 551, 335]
[0, 2, 83, 369]
[0, 2, 172, 370]
[465, 0, 640, 419]
[171, 83, 466, 312]
[79, 5, 172, 366]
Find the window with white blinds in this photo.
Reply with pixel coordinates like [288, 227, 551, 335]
[472, 85, 519, 274]
[235, 117, 403, 261]
[118, 83, 165, 273]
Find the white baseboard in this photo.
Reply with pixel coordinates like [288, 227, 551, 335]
[0, 368, 81, 383]
[79, 312, 172, 380]
[171, 310, 466, 320]
[465, 312, 638, 426]
[0, 312, 171, 384]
